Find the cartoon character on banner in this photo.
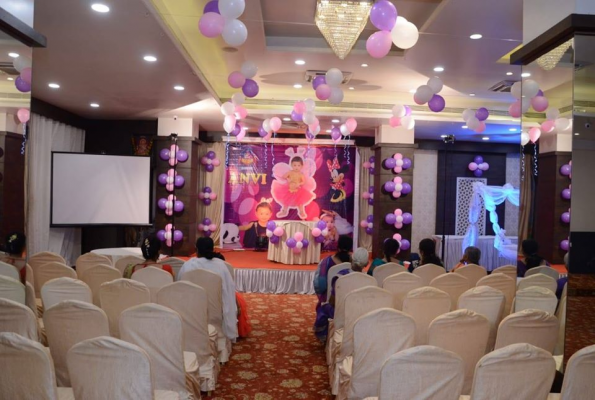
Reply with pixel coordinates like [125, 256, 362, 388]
[239, 198, 274, 248]
[221, 223, 240, 245]
[271, 147, 317, 220]
[327, 157, 349, 203]
[316, 210, 354, 251]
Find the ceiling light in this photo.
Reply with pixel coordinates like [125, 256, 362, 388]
[91, 3, 110, 13]
[470, 34, 483, 40]
[521, 72, 531, 78]
[348, 86, 354, 90]
[469, 93, 476, 96]
[8, 52, 19, 58]
[332, 119, 340, 123]
[537, 38, 573, 71]
[433, 66, 444, 72]
[143, 55, 157, 62]
[409, 89, 417, 93]
[283, 117, 291, 121]
[462, 125, 468, 129]
[294, 59, 306, 65]
[293, 84, 302, 89]
[48, 83, 60, 89]
[326, 129, 332, 133]
[482, 137, 490, 141]
[173, 85, 185, 91]
[440, 134, 447, 138]
[509, 128, 517, 132]
[361, 63, 368, 67]
[90, 103, 100, 108]
[574, 133, 580, 136]
[7, 77, 13, 81]
[506, 72, 513, 76]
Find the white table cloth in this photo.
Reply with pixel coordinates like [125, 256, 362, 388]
[433, 235, 518, 272]
[267, 221, 321, 265]
[91, 248, 143, 264]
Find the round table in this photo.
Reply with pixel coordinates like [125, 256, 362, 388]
[267, 221, 321, 265]
[91, 247, 143, 264]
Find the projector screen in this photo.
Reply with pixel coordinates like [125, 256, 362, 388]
[51, 153, 151, 226]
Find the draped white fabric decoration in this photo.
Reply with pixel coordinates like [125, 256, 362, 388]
[462, 182, 519, 259]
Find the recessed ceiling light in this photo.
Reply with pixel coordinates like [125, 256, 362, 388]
[293, 84, 302, 89]
[482, 137, 490, 141]
[409, 89, 417, 93]
[462, 125, 468, 129]
[7, 77, 13, 81]
[361, 63, 368, 67]
[173, 85, 185, 91]
[294, 59, 305, 65]
[574, 133, 580, 136]
[283, 117, 290, 121]
[440, 134, 447, 138]
[433, 66, 444, 72]
[332, 119, 340, 123]
[8, 52, 19, 58]
[326, 129, 332, 133]
[521, 72, 531, 77]
[506, 72, 513, 76]
[91, 3, 110, 13]
[348, 86, 354, 90]
[143, 55, 157, 62]
[509, 128, 517, 132]
[90, 103, 100, 108]
[469, 93, 476, 96]
[470, 33, 483, 40]
[48, 83, 60, 89]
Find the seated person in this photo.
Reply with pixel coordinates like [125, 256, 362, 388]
[517, 239, 550, 277]
[123, 236, 173, 278]
[452, 246, 482, 271]
[0, 232, 27, 283]
[411, 238, 444, 270]
[368, 238, 403, 277]
[313, 235, 353, 307]
[178, 237, 238, 341]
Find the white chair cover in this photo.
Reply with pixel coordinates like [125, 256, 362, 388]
[224, 261, 235, 282]
[75, 252, 112, 279]
[0, 275, 25, 304]
[41, 277, 92, 310]
[430, 273, 471, 310]
[525, 266, 560, 280]
[44, 300, 110, 387]
[403, 286, 451, 345]
[554, 295, 566, 356]
[158, 257, 186, 279]
[514, 286, 558, 314]
[382, 272, 423, 310]
[81, 264, 120, 306]
[376, 346, 464, 400]
[428, 309, 490, 394]
[558, 345, 595, 399]
[492, 264, 517, 280]
[373, 262, 407, 286]
[458, 286, 505, 352]
[326, 262, 352, 301]
[28, 251, 66, 270]
[67, 336, 180, 400]
[26, 263, 35, 288]
[0, 260, 20, 281]
[476, 273, 516, 315]
[334, 273, 377, 331]
[0, 298, 38, 341]
[468, 343, 555, 400]
[114, 255, 146, 275]
[454, 264, 487, 287]
[518, 273, 558, 295]
[34, 262, 76, 298]
[25, 281, 38, 317]
[99, 279, 150, 337]
[131, 266, 174, 302]
[495, 309, 559, 354]
[413, 263, 445, 285]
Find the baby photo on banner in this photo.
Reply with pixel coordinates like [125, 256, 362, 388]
[222, 144, 356, 250]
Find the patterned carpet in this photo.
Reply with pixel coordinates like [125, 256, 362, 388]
[205, 294, 332, 400]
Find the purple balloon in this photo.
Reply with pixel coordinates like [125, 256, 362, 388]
[315, 235, 325, 244]
[537, 89, 544, 97]
[204, 186, 212, 193]
[159, 148, 170, 161]
[400, 239, 411, 251]
[157, 230, 166, 241]
[286, 238, 297, 248]
[270, 235, 280, 244]
[369, 186, 374, 193]
[331, 127, 341, 141]
[401, 182, 412, 195]
[258, 125, 268, 137]
[203, 218, 212, 226]
[158, 173, 168, 185]
[561, 188, 571, 200]
[173, 230, 183, 242]
[368, 198, 374, 206]
[474, 156, 484, 164]
[203, 198, 212, 206]
[302, 239, 309, 248]
[404, 105, 412, 116]
[291, 110, 303, 122]
[561, 212, 570, 224]
[402, 157, 412, 170]
[174, 175, 185, 187]
[305, 129, 314, 140]
[384, 157, 396, 169]
[474, 169, 483, 177]
[560, 239, 569, 251]
[157, 198, 167, 210]
[203, 0, 219, 14]
[204, 230, 212, 237]
[366, 214, 374, 223]
[317, 220, 327, 230]
[560, 164, 571, 176]
[206, 151, 216, 160]
[231, 123, 242, 137]
[475, 107, 489, 122]
[365, 227, 374, 235]
[176, 150, 188, 162]
[369, 167, 375, 174]
[369, 156, 375, 164]
[266, 221, 276, 231]
[370, 0, 397, 31]
[385, 213, 396, 225]
[312, 75, 326, 90]
[15, 76, 30, 93]
[384, 181, 396, 192]
[428, 94, 446, 112]
[402, 213, 413, 225]
[242, 79, 259, 98]
[205, 164, 215, 172]
[174, 200, 184, 212]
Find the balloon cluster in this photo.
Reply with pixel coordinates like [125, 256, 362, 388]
[560, 237, 569, 252]
[520, 126, 542, 145]
[197, 218, 217, 237]
[462, 107, 489, 133]
[311, 220, 330, 244]
[561, 208, 571, 224]
[414, 76, 445, 113]
[385, 209, 413, 229]
[360, 215, 374, 235]
[228, 61, 259, 98]
[201, 151, 221, 172]
[362, 156, 375, 175]
[265, 221, 285, 245]
[392, 233, 411, 251]
[366, 1, 419, 58]
[12, 55, 32, 93]
[199, 187, 218, 205]
[286, 232, 310, 254]
[199, 0, 248, 47]
[362, 186, 374, 206]
[158, 194, 184, 216]
[312, 68, 345, 105]
[389, 104, 414, 129]
[384, 177, 411, 198]
[158, 169, 185, 192]
[291, 99, 320, 138]
[258, 117, 282, 141]
[542, 107, 571, 135]
[383, 153, 412, 174]
[508, 79, 549, 118]
[221, 103, 245, 139]
[159, 145, 189, 167]
[157, 224, 183, 248]
[468, 156, 490, 177]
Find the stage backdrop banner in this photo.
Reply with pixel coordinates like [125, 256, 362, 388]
[222, 144, 356, 249]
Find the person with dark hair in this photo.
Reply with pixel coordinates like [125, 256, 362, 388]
[452, 246, 482, 271]
[239, 200, 273, 249]
[412, 238, 444, 269]
[518, 239, 550, 277]
[368, 238, 403, 276]
[123, 236, 173, 278]
[178, 237, 238, 340]
[0, 232, 27, 283]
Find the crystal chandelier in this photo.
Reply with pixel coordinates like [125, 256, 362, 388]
[536, 39, 573, 71]
[315, 0, 373, 60]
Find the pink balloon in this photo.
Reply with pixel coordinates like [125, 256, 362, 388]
[315, 84, 331, 101]
[394, 223, 403, 229]
[228, 71, 246, 88]
[294, 232, 304, 242]
[389, 116, 401, 128]
[198, 224, 204, 231]
[363, 161, 371, 169]
[362, 192, 370, 199]
[20, 68, 32, 85]
[392, 191, 401, 198]
[393, 153, 403, 160]
[270, 117, 282, 132]
[393, 177, 402, 184]
[509, 101, 522, 118]
[345, 118, 357, 133]
[236, 128, 246, 141]
[366, 30, 392, 59]
[310, 117, 319, 130]
[293, 247, 302, 254]
[393, 233, 402, 241]
[199, 12, 224, 38]
[212, 158, 221, 166]
[293, 101, 306, 114]
[17, 108, 30, 123]
[529, 127, 541, 143]
[541, 120, 555, 133]
[531, 96, 549, 112]
[211, 193, 218, 200]
[393, 166, 402, 173]
[311, 228, 321, 237]
[273, 227, 284, 236]
[475, 121, 486, 133]
[468, 162, 478, 171]
[235, 105, 248, 119]
[360, 220, 368, 228]
[394, 209, 402, 216]
[209, 224, 217, 231]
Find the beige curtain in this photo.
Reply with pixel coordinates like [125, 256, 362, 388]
[358, 147, 373, 251]
[198, 142, 226, 245]
[518, 153, 534, 250]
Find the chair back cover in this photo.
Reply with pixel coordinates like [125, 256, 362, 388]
[158, 256, 185, 275]
[44, 299, 110, 387]
[224, 261, 235, 282]
[0, 260, 20, 281]
[67, 336, 156, 400]
[560, 344, 595, 399]
[514, 286, 558, 314]
[373, 262, 407, 286]
[0, 275, 25, 304]
[476, 273, 516, 315]
[181, 269, 223, 336]
[469, 343, 555, 400]
[350, 308, 415, 399]
[75, 252, 112, 279]
[458, 286, 505, 352]
[99, 278, 150, 337]
[383, 272, 424, 310]
[81, 264, 120, 306]
[26, 263, 34, 287]
[428, 309, 490, 394]
[114, 255, 145, 275]
[554, 295, 566, 356]
[334, 273, 377, 330]
[378, 345, 464, 400]
[131, 266, 174, 302]
[517, 273, 558, 295]
[340, 286, 393, 359]
[0, 298, 38, 341]
[326, 262, 351, 301]
[0, 332, 59, 400]
[525, 265, 560, 280]
[492, 264, 517, 279]
[495, 309, 559, 354]
[430, 273, 471, 310]
[41, 277, 92, 309]
[34, 262, 76, 297]
[412, 263, 445, 285]
[403, 286, 451, 345]
[120, 303, 187, 394]
[24, 282, 38, 317]
[28, 251, 66, 271]
[454, 264, 487, 286]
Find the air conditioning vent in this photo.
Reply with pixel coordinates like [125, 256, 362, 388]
[488, 80, 517, 93]
[0, 62, 18, 76]
[304, 70, 353, 84]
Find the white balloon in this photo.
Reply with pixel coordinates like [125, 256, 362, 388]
[462, 108, 475, 122]
[367, 222, 374, 229]
[310, 125, 321, 135]
[520, 132, 530, 146]
[204, 192, 211, 199]
[302, 112, 315, 125]
[522, 79, 540, 98]
[304, 98, 316, 111]
[165, 231, 172, 240]
[396, 16, 408, 24]
[555, 117, 571, 132]
[222, 19, 247, 47]
[166, 176, 174, 184]
[223, 117, 236, 133]
[231, 92, 245, 106]
[220, 102, 235, 116]
[340, 124, 350, 136]
[321, 228, 329, 236]
[203, 225, 210, 232]
[511, 81, 522, 99]
[401, 116, 415, 130]
[325, 68, 343, 87]
[546, 107, 560, 120]
[218, 0, 245, 19]
[521, 97, 531, 113]
[427, 76, 443, 94]
[415, 85, 433, 103]
[262, 118, 272, 133]
[328, 87, 344, 104]
[467, 116, 481, 130]
[266, 230, 273, 238]
[13, 56, 31, 73]
[240, 61, 258, 79]
[392, 104, 406, 118]
[391, 21, 419, 49]
[396, 216, 403, 223]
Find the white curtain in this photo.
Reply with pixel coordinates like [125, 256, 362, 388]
[26, 114, 85, 265]
[198, 141, 225, 245]
[357, 147, 373, 251]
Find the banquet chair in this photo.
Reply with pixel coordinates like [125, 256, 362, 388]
[75, 252, 112, 279]
[372, 262, 407, 286]
[158, 257, 186, 279]
[458, 286, 505, 352]
[365, 346, 464, 400]
[525, 265, 560, 280]
[551, 345, 595, 399]
[131, 266, 174, 302]
[81, 264, 120, 306]
[412, 263, 445, 285]
[554, 295, 566, 357]
[428, 309, 490, 395]
[44, 300, 110, 387]
[99, 278, 150, 337]
[114, 255, 145, 275]
[28, 251, 66, 271]
[338, 308, 415, 400]
[495, 309, 559, 354]
[0, 275, 26, 304]
[402, 286, 451, 345]
[26, 263, 35, 288]
[41, 277, 92, 310]
[0, 260, 20, 281]
[326, 262, 352, 302]
[25, 282, 38, 317]
[0, 298, 38, 341]
[157, 281, 219, 392]
[476, 273, 516, 315]
[66, 336, 181, 400]
[462, 343, 555, 400]
[518, 273, 558, 295]
[454, 264, 487, 286]
[34, 262, 76, 298]
[382, 272, 424, 310]
[492, 264, 517, 281]
[430, 273, 471, 310]
[514, 286, 558, 314]
[120, 304, 198, 398]
[224, 261, 235, 282]
[0, 332, 74, 400]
